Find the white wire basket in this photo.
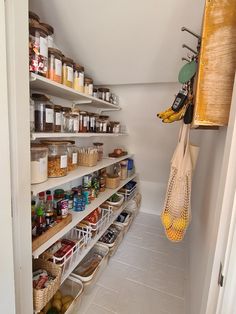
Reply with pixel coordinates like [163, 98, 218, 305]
[119, 181, 138, 201]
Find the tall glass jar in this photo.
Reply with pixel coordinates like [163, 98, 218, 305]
[48, 48, 63, 83]
[29, 24, 49, 77]
[62, 57, 74, 88]
[31, 145, 48, 184]
[97, 115, 109, 133]
[30, 97, 35, 132]
[40, 23, 54, 48]
[79, 111, 88, 132]
[67, 143, 78, 171]
[61, 107, 71, 132]
[43, 141, 68, 177]
[93, 143, 104, 161]
[32, 93, 54, 132]
[73, 64, 84, 92]
[89, 113, 96, 132]
[71, 113, 79, 133]
[54, 105, 62, 132]
[84, 78, 93, 95]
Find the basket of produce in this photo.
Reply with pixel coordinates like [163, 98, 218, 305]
[78, 148, 98, 167]
[106, 193, 124, 207]
[33, 258, 62, 312]
[106, 174, 120, 189]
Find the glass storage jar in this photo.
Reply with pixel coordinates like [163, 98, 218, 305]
[32, 93, 54, 132]
[29, 24, 49, 77]
[98, 88, 110, 101]
[61, 107, 71, 132]
[48, 48, 63, 83]
[120, 160, 128, 180]
[54, 105, 62, 132]
[62, 57, 74, 88]
[93, 143, 104, 161]
[97, 115, 109, 133]
[71, 113, 79, 133]
[89, 113, 96, 132]
[30, 97, 35, 132]
[43, 141, 68, 177]
[79, 111, 88, 132]
[93, 88, 98, 98]
[67, 143, 78, 171]
[111, 121, 120, 133]
[31, 145, 48, 184]
[40, 22, 54, 48]
[73, 64, 84, 92]
[84, 78, 93, 95]
[29, 11, 40, 25]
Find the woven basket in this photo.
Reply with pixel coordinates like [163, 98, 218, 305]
[106, 175, 120, 189]
[33, 258, 62, 312]
[78, 152, 98, 167]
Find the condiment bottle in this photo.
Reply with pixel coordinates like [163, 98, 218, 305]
[31, 200, 37, 237]
[45, 194, 54, 227]
[53, 189, 64, 220]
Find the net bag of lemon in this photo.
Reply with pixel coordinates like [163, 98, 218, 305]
[161, 122, 199, 242]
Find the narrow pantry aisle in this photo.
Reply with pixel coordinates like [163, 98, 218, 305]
[79, 212, 187, 314]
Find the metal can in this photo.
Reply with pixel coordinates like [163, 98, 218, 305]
[83, 174, 92, 188]
[82, 188, 91, 205]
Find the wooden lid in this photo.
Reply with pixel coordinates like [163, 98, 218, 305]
[29, 11, 40, 22]
[84, 77, 93, 84]
[40, 22, 54, 35]
[48, 48, 63, 57]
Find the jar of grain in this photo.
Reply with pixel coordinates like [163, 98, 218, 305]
[84, 78, 93, 95]
[40, 23, 54, 48]
[67, 143, 78, 171]
[44, 142, 68, 177]
[73, 64, 85, 92]
[62, 57, 74, 88]
[31, 145, 48, 184]
[48, 48, 63, 83]
[93, 143, 104, 161]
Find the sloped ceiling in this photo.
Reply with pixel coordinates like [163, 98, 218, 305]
[30, 0, 205, 85]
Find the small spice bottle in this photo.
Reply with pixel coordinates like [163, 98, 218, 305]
[84, 78, 93, 95]
[40, 22, 54, 48]
[79, 111, 88, 132]
[54, 105, 62, 132]
[73, 64, 85, 92]
[89, 113, 96, 132]
[62, 57, 74, 88]
[93, 88, 98, 98]
[47, 48, 63, 83]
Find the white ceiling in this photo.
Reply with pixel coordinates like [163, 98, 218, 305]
[30, 0, 205, 85]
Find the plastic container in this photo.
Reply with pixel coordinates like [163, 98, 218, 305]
[62, 57, 74, 88]
[44, 141, 68, 177]
[67, 143, 78, 172]
[32, 93, 54, 132]
[29, 23, 48, 77]
[84, 78, 93, 96]
[40, 22, 54, 48]
[106, 193, 124, 207]
[31, 146, 48, 184]
[93, 142, 104, 161]
[73, 64, 84, 92]
[114, 210, 134, 234]
[48, 48, 63, 83]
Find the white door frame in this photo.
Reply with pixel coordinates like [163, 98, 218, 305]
[0, 0, 16, 312]
[205, 74, 236, 313]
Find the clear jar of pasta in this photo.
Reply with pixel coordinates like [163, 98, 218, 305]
[62, 57, 74, 88]
[48, 48, 63, 83]
[67, 143, 78, 171]
[73, 64, 85, 92]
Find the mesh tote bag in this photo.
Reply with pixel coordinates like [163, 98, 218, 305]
[161, 123, 199, 242]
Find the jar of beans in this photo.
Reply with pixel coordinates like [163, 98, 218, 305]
[43, 141, 68, 177]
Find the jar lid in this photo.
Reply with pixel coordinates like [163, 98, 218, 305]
[31, 93, 50, 101]
[40, 22, 54, 35]
[29, 11, 40, 22]
[93, 142, 103, 146]
[41, 141, 69, 146]
[84, 77, 93, 84]
[54, 105, 62, 110]
[62, 57, 74, 65]
[74, 63, 85, 72]
[98, 88, 110, 92]
[48, 48, 63, 57]
[62, 107, 71, 112]
[93, 88, 98, 92]
[80, 111, 88, 115]
[54, 189, 65, 196]
[99, 115, 109, 119]
[29, 23, 49, 36]
[31, 145, 48, 152]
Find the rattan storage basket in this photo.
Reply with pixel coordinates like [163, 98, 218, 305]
[78, 151, 98, 167]
[33, 258, 62, 312]
[106, 175, 120, 189]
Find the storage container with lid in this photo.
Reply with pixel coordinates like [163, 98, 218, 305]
[89, 113, 96, 132]
[32, 93, 54, 132]
[61, 107, 72, 133]
[110, 121, 120, 133]
[43, 141, 68, 177]
[54, 105, 62, 132]
[67, 143, 78, 172]
[93, 143, 104, 161]
[29, 23, 49, 77]
[62, 57, 74, 88]
[48, 48, 63, 83]
[40, 22, 54, 48]
[93, 88, 98, 98]
[30, 97, 35, 132]
[84, 78, 93, 96]
[31, 145, 48, 184]
[29, 11, 40, 25]
[98, 88, 110, 102]
[96, 115, 109, 133]
[79, 111, 88, 133]
[71, 113, 79, 133]
[73, 64, 85, 92]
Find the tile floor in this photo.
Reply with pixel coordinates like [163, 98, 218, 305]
[78, 212, 187, 314]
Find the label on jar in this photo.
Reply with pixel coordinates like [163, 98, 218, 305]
[60, 155, 67, 168]
[55, 59, 62, 76]
[79, 72, 84, 87]
[67, 66, 73, 82]
[46, 108, 54, 123]
[83, 117, 87, 127]
[55, 112, 61, 126]
[60, 199, 68, 218]
[72, 153, 78, 164]
[39, 36, 48, 58]
[73, 119, 79, 132]
[103, 123, 107, 133]
[105, 92, 110, 102]
[88, 83, 93, 96]
[39, 156, 47, 174]
[48, 35, 54, 48]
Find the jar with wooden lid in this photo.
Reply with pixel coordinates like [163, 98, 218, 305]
[31, 145, 48, 184]
[29, 11, 40, 25]
[84, 78, 93, 96]
[62, 57, 74, 88]
[71, 113, 79, 133]
[48, 48, 63, 83]
[93, 143, 104, 161]
[40, 22, 54, 48]
[79, 111, 88, 132]
[61, 107, 71, 132]
[29, 24, 48, 77]
[67, 143, 78, 171]
[110, 121, 120, 133]
[73, 64, 85, 92]
[54, 105, 62, 132]
[97, 115, 109, 133]
[32, 93, 54, 132]
[89, 113, 96, 132]
[93, 88, 98, 98]
[98, 88, 110, 102]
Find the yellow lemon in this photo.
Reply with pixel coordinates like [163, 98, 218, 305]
[53, 290, 62, 300]
[161, 212, 172, 229]
[172, 217, 188, 231]
[166, 227, 184, 242]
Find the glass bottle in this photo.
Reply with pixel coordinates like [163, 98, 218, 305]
[45, 194, 54, 227]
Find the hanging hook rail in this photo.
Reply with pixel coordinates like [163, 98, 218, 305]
[182, 44, 198, 55]
[181, 27, 201, 40]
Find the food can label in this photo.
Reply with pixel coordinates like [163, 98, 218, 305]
[72, 153, 78, 164]
[60, 199, 68, 217]
[55, 59, 62, 76]
[55, 112, 61, 126]
[39, 36, 48, 58]
[67, 66, 73, 82]
[46, 108, 54, 123]
[60, 155, 67, 168]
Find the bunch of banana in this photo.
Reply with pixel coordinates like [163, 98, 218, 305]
[162, 104, 187, 123]
[157, 107, 175, 120]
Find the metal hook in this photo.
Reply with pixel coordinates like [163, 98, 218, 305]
[182, 44, 198, 55]
[181, 27, 201, 40]
[182, 57, 191, 62]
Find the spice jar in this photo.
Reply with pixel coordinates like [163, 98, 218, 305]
[73, 64, 84, 92]
[31, 146, 48, 184]
[93, 143, 104, 161]
[61, 107, 71, 132]
[44, 141, 68, 177]
[93, 88, 98, 98]
[111, 121, 120, 133]
[71, 113, 79, 133]
[48, 48, 63, 83]
[98, 88, 110, 101]
[97, 115, 109, 133]
[54, 105, 62, 132]
[79, 111, 88, 132]
[67, 143, 78, 172]
[84, 78, 93, 95]
[89, 113, 96, 132]
[40, 23, 54, 48]
[29, 11, 40, 25]
[120, 160, 128, 180]
[32, 93, 54, 132]
[62, 57, 74, 88]
[29, 24, 49, 77]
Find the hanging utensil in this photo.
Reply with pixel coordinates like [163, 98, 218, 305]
[178, 60, 197, 84]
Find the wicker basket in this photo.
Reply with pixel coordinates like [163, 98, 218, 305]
[106, 175, 120, 189]
[33, 258, 62, 312]
[78, 151, 98, 167]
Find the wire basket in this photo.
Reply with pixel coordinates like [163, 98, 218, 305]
[33, 258, 62, 312]
[119, 181, 137, 201]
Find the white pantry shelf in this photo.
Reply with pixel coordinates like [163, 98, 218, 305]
[32, 173, 137, 258]
[31, 132, 128, 140]
[31, 154, 132, 195]
[30, 73, 121, 111]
